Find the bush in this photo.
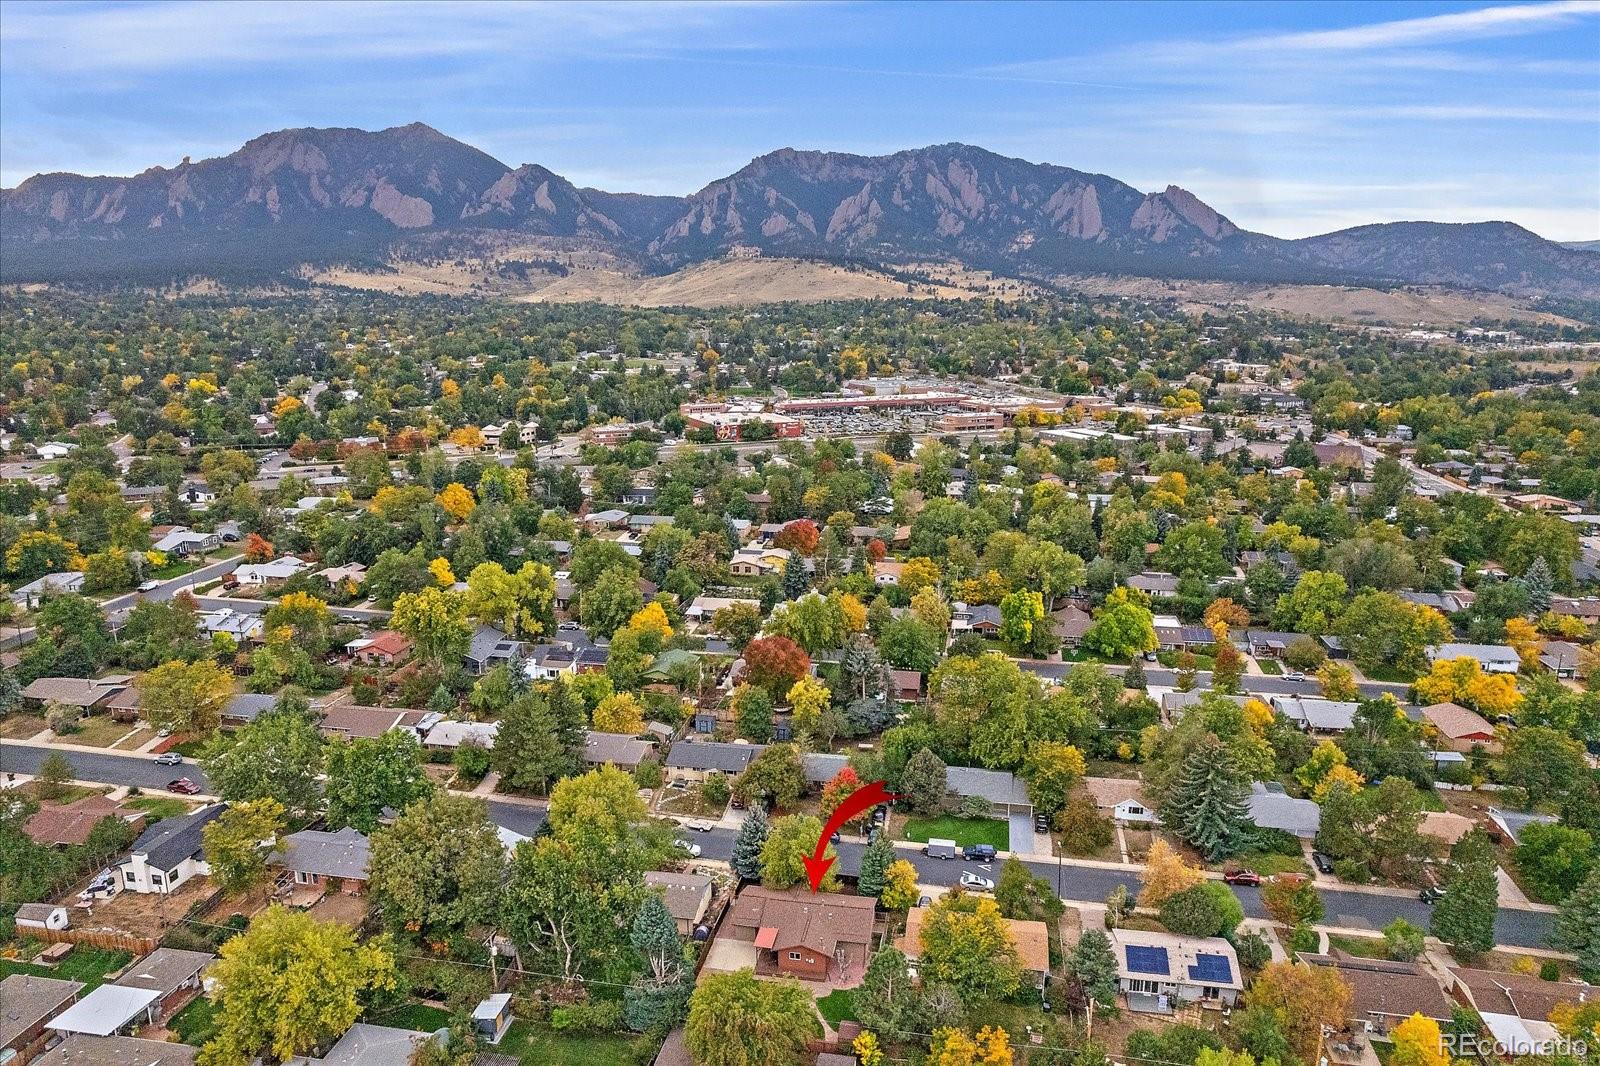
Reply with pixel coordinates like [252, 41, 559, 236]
[1383, 918, 1425, 961]
[1158, 882, 1244, 938]
[1057, 796, 1114, 855]
[1334, 858, 1371, 884]
[634, 758, 664, 790]
[550, 1000, 625, 1033]
[453, 742, 491, 783]
[1288, 923, 1319, 954]
[701, 771, 731, 808]
[1252, 829, 1306, 857]
[1540, 961, 1561, 981]
[1235, 931, 1272, 971]
[957, 795, 992, 819]
[1282, 636, 1328, 672]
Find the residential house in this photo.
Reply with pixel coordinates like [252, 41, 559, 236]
[1, 974, 83, 1060]
[317, 562, 368, 589]
[117, 804, 225, 894]
[198, 608, 265, 644]
[1153, 618, 1216, 652]
[1110, 928, 1243, 1012]
[346, 630, 412, 667]
[24, 795, 146, 847]
[46, 985, 164, 1039]
[1128, 572, 1181, 597]
[231, 557, 309, 586]
[1421, 702, 1500, 753]
[889, 669, 923, 701]
[1447, 966, 1595, 1057]
[723, 887, 875, 983]
[1428, 642, 1520, 673]
[151, 527, 219, 556]
[20, 676, 132, 715]
[464, 624, 524, 675]
[1419, 812, 1477, 847]
[1271, 695, 1358, 735]
[899, 905, 1051, 989]
[1549, 596, 1600, 625]
[1245, 630, 1304, 660]
[274, 827, 371, 894]
[423, 720, 499, 751]
[1539, 641, 1582, 678]
[871, 559, 905, 586]
[731, 546, 791, 578]
[9, 571, 85, 608]
[1081, 777, 1155, 823]
[285, 1022, 441, 1065]
[964, 605, 1002, 636]
[317, 705, 428, 741]
[684, 595, 760, 626]
[1245, 782, 1321, 839]
[945, 765, 1033, 817]
[582, 508, 629, 531]
[584, 731, 657, 772]
[1053, 604, 1093, 647]
[663, 740, 764, 785]
[221, 693, 278, 727]
[644, 870, 715, 935]
[114, 948, 213, 1022]
[34, 1036, 198, 1065]
[1487, 806, 1559, 845]
[1298, 953, 1455, 1035]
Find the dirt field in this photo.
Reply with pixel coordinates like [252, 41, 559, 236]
[1055, 275, 1584, 327]
[72, 876, 216, 940]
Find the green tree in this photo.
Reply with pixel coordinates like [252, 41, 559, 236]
[464, 560, 556, 641]
[200, 697, 325, 822]
[202, 798, 287, 895]
[1068, 928, 1119, 1006]
[734, 744, 807, 809]
[1023, 742, 1086, 816]
[1159, 881, 1244, 938]
[994, 857, 1065, 925]
[1260, 875, 1325, 926]
[901, 748, 948, 815]
[1081, 597, 1158, 660]
[1383, 918, 1427, 962]
[853, 948, 919, 1034]
[730, 808, 769, 882]
[1430, 829, 1499, 956]
[198, 905, 396, 1066]
[368, 793, 506, 939]
[685, 970, 821, 1066]
[761, 814, 838, 891]
[1553, 868, 1600, 978]
[1165, 737, 1251, 861]
[494, 685, 583, 794]
[580, 566, 644, 639]
[36, 750, 73, 800]
[1502, 727, 1590, 807]
[857, 833, 895, 898]
[323, 731, 436, 833]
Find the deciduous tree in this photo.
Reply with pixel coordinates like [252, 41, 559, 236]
[685, 971, 821, 1066]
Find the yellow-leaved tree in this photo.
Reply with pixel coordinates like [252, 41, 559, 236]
[1389, 1013, 1450, 1066]
[435, 482, 476, 521]
[1138, 838, 1205, 908]
[593, 692, 646, 735]
[928, 1026, 1013, 1066]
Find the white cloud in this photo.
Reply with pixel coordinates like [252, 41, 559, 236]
[1239, 0, 1600, 53]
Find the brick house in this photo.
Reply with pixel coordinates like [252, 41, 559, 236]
[724, 887, 874, 983]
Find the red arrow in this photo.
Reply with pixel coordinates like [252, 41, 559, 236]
[802, 780, 898, 892]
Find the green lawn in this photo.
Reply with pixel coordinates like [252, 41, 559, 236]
[1362, 664, 1416, 683]
[60, 715, 136, 748]
[126, 796, 193, 820]
[1327, 934, 1390, 959]
[495, 1021, 654, 1066]
[169, 995, 223, 1045]
[816, 989, 858, 1027]
[1256, 660, 1283, 675]
[370, 1003, 454, 1032]
[170, 737, 215, 759]
[0, 948, 131, 990]
[1223, 851, 1310, 876]
[902, 815, 1009, 850]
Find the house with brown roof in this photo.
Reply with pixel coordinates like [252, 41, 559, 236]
[316, 704, 427, 741]
[1, 974, 84, 1060]
[19, 676, 132, 714]
[348, 630, 412, 667]
[1298, 952, 1454, 1035]
[1421, 702, 1500, 753]
[1447, 966, 1595, 1056]
[898, 905, 1052, 989]
[1418, 811, 1476, 847]
[1081, 777, 1155, 823]
[24, 795, 146, 847]
[723, 887, 875, 983]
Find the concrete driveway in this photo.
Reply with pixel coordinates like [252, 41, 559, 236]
[702, 938, 761, 974]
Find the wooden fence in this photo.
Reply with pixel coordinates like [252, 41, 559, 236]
[31, 925, 158, 956]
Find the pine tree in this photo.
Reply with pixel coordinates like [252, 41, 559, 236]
[857, 833, 895, 898]
[631, 893, 685, 984]
[1068, 928, 1119, 1006]
[730, 808, 769, 882]
[853, 948, 917, 1034]
[1124, 656, 1147, 691]
[1430, 829, 1499, 956]
[1166, 738, 1251, 861]
[782, 558, 809, 601]
[1553, 868, 1600, 978]
[1521, 556, 1554, 613]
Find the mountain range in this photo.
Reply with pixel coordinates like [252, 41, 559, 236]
[3, 122, 1595, 298]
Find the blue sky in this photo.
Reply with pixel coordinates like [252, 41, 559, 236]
[2, 0, 1597, 239]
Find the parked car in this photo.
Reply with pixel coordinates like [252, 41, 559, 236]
[138, 580, 161, 592]
[730, 794, 747, 810]
[673, 839, 702, 858]
[1419, 885, 1446, 904]
[685, 820, 715, 832]
[1311, 850, 1335, 874]
[829, 830, 842, 844]
[963, 844, 997, 862]
[167, 778, 201, 795]
[959, 872, 995, 891]
[917, 895, 933, 908]
[558, 621, 581, 631]
[153, 752, 182, 766]
[1222, 868, 1261, 886]
[1034, 813, 1051, 833]
[923, 838, 958, 860]
[1285, 672, 1306, 682]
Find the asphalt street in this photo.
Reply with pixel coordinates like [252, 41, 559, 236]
[2, 745, 1557, 950]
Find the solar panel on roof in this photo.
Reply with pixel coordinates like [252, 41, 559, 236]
[1189, 953, 1233, 984]
[1125, 945, 1170, 976]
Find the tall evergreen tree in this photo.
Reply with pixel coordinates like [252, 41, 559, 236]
[1521, 556, 1554, 613]
[857, 834, 895, 898]
[782, 558, 810, 601]
[852, 948, 918, 1034]
[730, 808, 769, 882]
[1124, 656, 1147, 691]
[1553, 868, 1600, 979]
[1068, 928, 1119, 1006]
[1430, 828, 1499, 956]
[631, 893, 685, 985]
[1165, 737, 1251, 861]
